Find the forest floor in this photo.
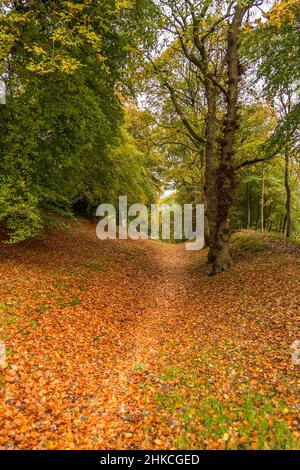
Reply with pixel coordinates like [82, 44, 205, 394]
[0, 220, 299, 450]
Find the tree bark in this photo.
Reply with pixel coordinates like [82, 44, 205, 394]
[284, 153, 292, 238]
[246, 183, 251, 229]
[260, 166, 265, 233]
[160, 2, 249, 274]
[203, 81, 218, 264]
[212, 6, 247, 275]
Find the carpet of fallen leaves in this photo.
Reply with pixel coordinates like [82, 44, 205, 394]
[0, 220, 299, 450]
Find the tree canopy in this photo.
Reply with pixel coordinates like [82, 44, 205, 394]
[0, 0, 299, 269]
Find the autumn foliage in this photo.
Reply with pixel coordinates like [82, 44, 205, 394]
[0, 221, 299, 449]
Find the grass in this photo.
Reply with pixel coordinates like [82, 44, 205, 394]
[116, 245, 143, 256]
[0, 302, 19, 329]
[80, 261, 108, 272]
[30, 319, 39, 329]
[232, 229, 300, 252]
[37, 304, 49, 312]
[56, 294, 81, 309]
[133, 362, 147, 371]
[0, 370, 4, 389]
[231, 231, 270, 252]
[153, 364, 298, 450]
[55, 279, 70, 290]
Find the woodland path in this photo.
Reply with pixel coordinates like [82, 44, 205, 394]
[0, 220, 299, 449]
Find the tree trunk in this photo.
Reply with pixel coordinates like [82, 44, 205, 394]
[260, 166, 265, 233]
[283, 214, 287, 235]
[212, 6, 247, 275]
[203, 81, 218, 264]
[284, 153, 292, 238]
[246, 182, 251, 229]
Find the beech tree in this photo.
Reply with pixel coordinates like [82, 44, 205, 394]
[149, 0, 287, 274]
[0, 0, 159, 241]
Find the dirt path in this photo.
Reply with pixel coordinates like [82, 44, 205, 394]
[83, 242, 194, 449]
[0, 221, 299, 449]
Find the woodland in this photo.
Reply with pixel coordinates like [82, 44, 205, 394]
[0, 0, 299, 452]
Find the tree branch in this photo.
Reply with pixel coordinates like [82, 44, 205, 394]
[166, 83, 207, 145]
[236, 148, 281, 170]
